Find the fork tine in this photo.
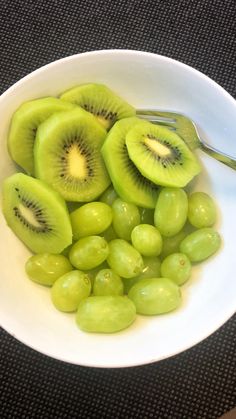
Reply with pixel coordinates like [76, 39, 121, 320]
[137, 109, 177, 123]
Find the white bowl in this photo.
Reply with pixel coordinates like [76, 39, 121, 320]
[0, 50, 236, 368]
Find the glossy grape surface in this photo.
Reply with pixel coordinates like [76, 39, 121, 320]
[70, 202, 112, 239]
[107, 239, 143, 278]
[128, 277, 181, 315]
[161, 253, 191, 285]
[93, 269, 124, 296]
[69, 236, 109, 270]
[180, 228, 221, 262]
[51, 270, 91, 312]
[131, 224, 162, 256]
[112, 199, 140, 241]
[76, 296, 136, 333]
[123, 256, 161, 293]
[154, 188, 188, 237]
[25, 253, 72, 286]
[188, 192, 217, 228]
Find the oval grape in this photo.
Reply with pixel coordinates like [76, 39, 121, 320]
[161, 253, 191, 285]
[93, 269, 124, 296]
[128, 277, 181, 315]
[180, 228, 221, 262]
[107, 239, 143, 278]
[69, 236, 109, 270]
[25, 253, 72, 286]
[112, 198, 140, 241]
[70, 202, 112, 239]
[188, 192, 217, 228]
[131, 224, 162, 256]
[76, 296, 136, 333]
[154, 188, 188, 237]
[51, 270, 91, 312]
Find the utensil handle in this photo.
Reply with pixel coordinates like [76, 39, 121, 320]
[200, 140, 236, 170]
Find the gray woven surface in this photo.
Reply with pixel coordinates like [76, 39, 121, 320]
[0, 1, 236, 418]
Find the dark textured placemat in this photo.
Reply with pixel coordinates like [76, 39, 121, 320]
[0, 1, 236, 418]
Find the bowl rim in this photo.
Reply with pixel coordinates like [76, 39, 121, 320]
[0, 49, 236, 368]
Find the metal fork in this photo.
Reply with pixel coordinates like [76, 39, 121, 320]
[136, 109, 236, 170]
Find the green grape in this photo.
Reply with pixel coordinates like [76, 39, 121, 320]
[99, 185, 118, 206]
[139, 207, 154, 225]
[154, 188, 188, 237]
[70, 202, 112, 239]
[93, 269, 124, 296]
[84, 261, 109, 288]
[112, 198, 140, 241]
[180, 228, 221, 262]
[51, 270, 91, 312]
[188, 192, 217, 228]
[107, 239, 144, 278]
[123, 256, 161, 293]
[131, 224, 162, 256]
[100, 225, 117, 242]
[161, 230, 187, 260]
[161, 253, 191, 285]
[128, 277, 181, 315]
[76, 296, 136, 333]
[25, 253, 72, 286]
[69, 236, 109, 270]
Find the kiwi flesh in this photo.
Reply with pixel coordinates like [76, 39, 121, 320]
[125, 122, 201, 187]
[101, 117, 159, 209]
[60, 83, 135, 130]
[8, 97, 75, 176]
[34, 108, 110, 202]
[2, 173, 72, 254]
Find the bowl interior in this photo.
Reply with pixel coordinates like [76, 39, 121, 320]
[0, 50, 236, 367]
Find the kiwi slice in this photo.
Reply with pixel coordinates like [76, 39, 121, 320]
[34, 108, 110, 202]
[7, 97, 75, 175]
[2, 173, 72, 254]
[60, 83, 135, 130]
[101, 117, 159, 209]
[125, 122, 201, 187]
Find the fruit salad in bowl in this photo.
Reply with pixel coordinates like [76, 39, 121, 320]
[0, 50, 236, 367]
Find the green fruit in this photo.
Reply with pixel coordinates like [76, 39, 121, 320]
[125, 121, 201, 187]
[154, 188, 188, 237]
[60, 83, 135, 130]
[112, 198, 140, 241]
[161, 253, 191, 285]
[51, 270, 91, 312]
[76, 296, 136, 333]
[70, 202, 112, 239]
[69, 236, 109, 270]
[123, 256, 161, 293]
[34, 107, 110, 202]
[25, 253, 72, 286]
[128, 277, 181, 315]
[107, 239, 144, 279]
[180, 228, 221, 262]
[160, 229, 188, 260]
[102, 117, 159, 208]
[2, 173, 72, 254]
[93, 269, 124, 296]
[7, 97, 75, 175]
[131, 224, 162, 256]
[188, 192, 217, 228]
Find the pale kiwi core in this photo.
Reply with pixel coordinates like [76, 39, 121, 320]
[67, 145, 87, 179]
[144, 137, 171, 157]
[18, 203, 42, 228]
